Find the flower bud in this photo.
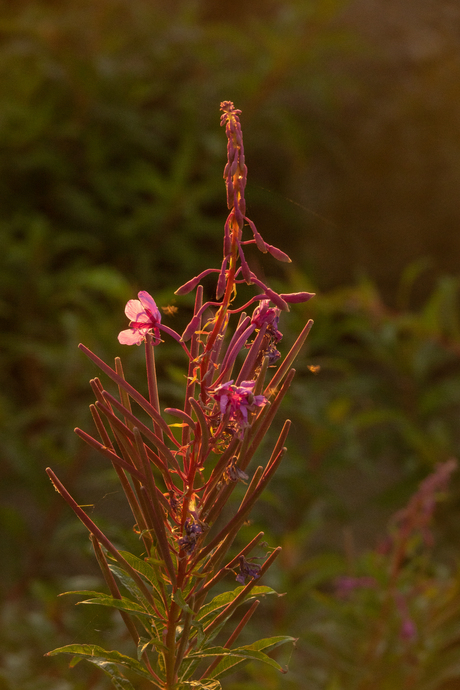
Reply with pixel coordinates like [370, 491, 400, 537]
[266, 243, 292, 263]
[280, 291, 315, 303]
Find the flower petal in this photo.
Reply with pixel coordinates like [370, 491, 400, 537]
[118, 328, 145, 345]
[125, 299, 145, 321]
[219, 394, 229, 415]
[138, 291, 161, 322]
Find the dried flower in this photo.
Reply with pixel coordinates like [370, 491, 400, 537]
[223, 457, 249, 484]
[236, 555, 262, 584]
[178, 517, 205, 555]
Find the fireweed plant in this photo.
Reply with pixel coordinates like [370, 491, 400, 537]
[46, 102, 314, 689]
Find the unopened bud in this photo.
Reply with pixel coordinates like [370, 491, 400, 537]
[181, 314, 200, 341]
[266, 243, 292, 263]
[280, 291, 315, 303]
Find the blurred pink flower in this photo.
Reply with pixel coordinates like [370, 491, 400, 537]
[400, 616, 417, 641]
[335, 575, 377, 598]
[118, 291, 161, 346]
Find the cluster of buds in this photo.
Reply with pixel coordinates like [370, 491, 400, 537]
[47, 102, 314, 690]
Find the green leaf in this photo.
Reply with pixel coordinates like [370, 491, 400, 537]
[173, 588, 194, 615]
[47, 644, 154, 682]
[109, 565, 146, 600]
[77, 593, 152, 618]
[197, 586, 278, 623]
[202, 636, 297, 679]
[60, 588, 158, 621]
[109, 564, 165, 617]
[117, 550, 164, 588]
[137, 635, 168, 658]
[60, 589, 109, 598]
[179, 586, 283, 677]
[92, 661, 137, 690]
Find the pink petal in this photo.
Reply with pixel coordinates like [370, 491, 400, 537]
[118, 328, 144, 345]
[138, 291, 161, 321]
[240, 381, 255, 391]
[125, 299, 145, 321]
[239, 406, 249, 423]
[219, 394, 229, 415]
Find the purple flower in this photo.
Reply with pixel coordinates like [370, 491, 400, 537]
[252, 300, 278, 328]
[266, 342, 281, 365]
[252, 300, 282, 342]
[236, 556, 261, 584]
[118, 291, 161, 346]
[400, 616, 417, 641]
[178, 517, 204, 555]
[395, 593, 417, 642]
[211, 380, 267, 425]
[335, 576, 377, 598]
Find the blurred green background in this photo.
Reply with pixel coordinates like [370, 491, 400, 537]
[2, 0, 460, 688]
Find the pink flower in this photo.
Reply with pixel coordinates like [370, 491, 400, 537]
[400, 616, 417, 641]
[118, 291, 161, 346]
[335, 576, 377, 598]
[211, 380, 266, 425]
[251, 300, 282, 342]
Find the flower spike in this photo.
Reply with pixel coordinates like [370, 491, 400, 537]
[48, 102, 311, 689]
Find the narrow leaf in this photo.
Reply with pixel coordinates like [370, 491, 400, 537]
[206, 636, 297, 679]
[137, 636, 168, 657]
[108, 564, 166, 619]
[77, 594, 151, 617]
[188, 641, 291, 675]
[197, 586, 278, 623]
[178, 680, 221, 690]
[94, 661, 137, 690]
[46, 644, 153, 681]
[173, 589, 194, 615]
[117, 551, 160, 588]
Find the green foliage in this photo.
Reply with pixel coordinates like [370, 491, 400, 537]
[49, 645, 153, 683]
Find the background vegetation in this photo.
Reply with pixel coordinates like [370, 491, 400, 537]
[2, 0, 460, 688]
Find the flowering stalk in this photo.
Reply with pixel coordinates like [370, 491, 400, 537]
[47, 102, 314, 690]
[333, 457, 458, 685]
